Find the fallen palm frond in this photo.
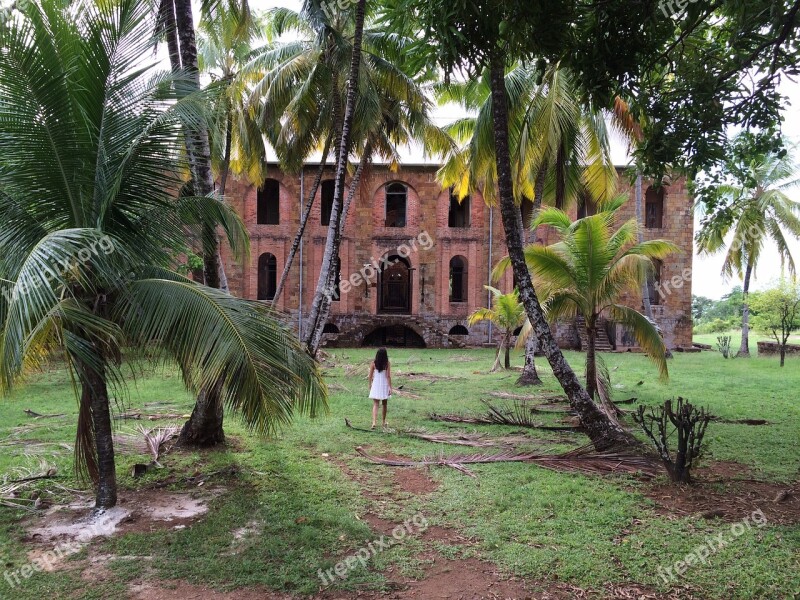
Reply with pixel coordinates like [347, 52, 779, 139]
[0, 481, 40, 511]
[115, 412, 189, 421]
[488, 391, 567, 402]
[23, 409, 66, 419]
[396, 371, 463, 382]
[326, 382, 350, 392]
[429, 399, 580, 431]
[345, 419, 539, 447]
[136, 425, 180, 464]
[343, 364, 368, 377]
[392, 388, 423, 399]
[709, 416, 769, 425]
[355, 444, 663, 478]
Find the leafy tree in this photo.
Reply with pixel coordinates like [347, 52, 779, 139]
[468, 287, 526, 372]
[750, 280, 800, 366]
[696, 136, 800, 357]
[494, 198, 677, 419]
[692, 295, 715, 322]
[0, 0, 325, 508]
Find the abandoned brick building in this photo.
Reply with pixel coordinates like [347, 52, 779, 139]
[220, 163, 694, 350]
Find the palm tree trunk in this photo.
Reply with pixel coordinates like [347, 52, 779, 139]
[304, 0, 367, 356]
[488, 53, 637, 451]
[76, 358, 117, 509]
[219, 108, 233, 196]
[636, 172, 653, 320]
[491, 339, 503, 372]
[504, 332, 511, 369]
[338, 144, 370, 236]
[738, 261, 753, 357]
[272, 135, 333, 306]
[585, 318, 597, 399]
[517, 333, 542, 385]
[172, 0, 225, 445]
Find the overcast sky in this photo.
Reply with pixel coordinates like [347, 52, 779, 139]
[246, 0, 800, 299]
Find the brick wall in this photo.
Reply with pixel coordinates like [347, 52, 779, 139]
[220, 165, 694, 349]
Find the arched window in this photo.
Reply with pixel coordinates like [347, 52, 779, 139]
[647, 259, 663, 306]
[448, 190, 470, 228]
[645, 186, 664, 229]
[323, 323, 340, 334]
[385, 183, 407, 227]
[257, 253, 277, 300]
[449, 325, 469, 336]
[320, 179, 335, 226]
[449, 256, 468, 303]
[257, 179, 280, 225]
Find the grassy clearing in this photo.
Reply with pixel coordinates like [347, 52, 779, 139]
[0, 348, 798, 599]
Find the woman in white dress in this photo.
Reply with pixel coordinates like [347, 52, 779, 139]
[369, 348, 392, 430]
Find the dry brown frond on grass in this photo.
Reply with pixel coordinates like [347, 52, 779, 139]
[355, 444, 663, 478]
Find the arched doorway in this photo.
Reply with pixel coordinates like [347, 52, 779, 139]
[379, 255, 412, 314]
[362, 325, 426, 348]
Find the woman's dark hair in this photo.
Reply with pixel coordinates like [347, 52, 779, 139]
[374, 348, 389, 372]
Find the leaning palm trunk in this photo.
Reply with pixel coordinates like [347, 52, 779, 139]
[172, 0, 226, 444]
[304, 0, 367, 356]
[488, 54, 637, 451]
[272, 136, 334, 306]
[738, 261, 753, 357]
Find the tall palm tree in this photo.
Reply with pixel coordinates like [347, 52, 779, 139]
[250, 6, 450, 307]
[696, 148, 800, 357]
[468, 287, 526, 372]
[198, 5, 268, 195]
[494, 198, 677, 419]
[438, 64, 621, 387]
[0, 0, 325, 509]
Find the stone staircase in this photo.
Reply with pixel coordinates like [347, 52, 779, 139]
[575, 316, 613, 352]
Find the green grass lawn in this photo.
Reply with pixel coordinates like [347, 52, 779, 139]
[693, 328, 800, 350]
[0, 348, 798, 599]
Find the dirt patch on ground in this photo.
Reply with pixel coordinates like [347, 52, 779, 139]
[643, 461, 800, 524]
[392, 467, 439, 495]
[24, 488, 223, 547]
[129, 580, 294, 599]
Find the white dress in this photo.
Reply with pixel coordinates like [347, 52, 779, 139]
[369, 366, 391, 400]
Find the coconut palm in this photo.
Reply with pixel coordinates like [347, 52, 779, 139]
[198, 5, 268, 195]
[0, 0, 325, 509]
[494, 198, 677, 419]
[696, 147, 800, 357]
[249, 4, 451, 344]
[468, 287, 526, 372]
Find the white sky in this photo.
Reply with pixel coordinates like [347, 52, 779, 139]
[249, 0, 800, 299]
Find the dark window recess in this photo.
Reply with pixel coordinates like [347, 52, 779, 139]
[520, 196, 535, 229]
[385, 183, 407, 227]
[449, 325, 469, 336]
[258, 253, 278, 300]
[577, 194, 598, 219]
[320, 180, 335, 226]
[449, 256, 467, 302]
[645, 186, 664, 229]
[322, 323, 339, 334]
[448, 191, 470, 227]
[191, 267, 204, 284]
[647, 259, 662, 306]
[257, 179, 280, 225]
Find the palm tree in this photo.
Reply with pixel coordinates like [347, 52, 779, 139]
[494, 198, 677, 419]
[438, 64, 621, 387]
[249, 3, 450, 348]
[696, 148, 800, 357]
[198, 5, 268, 196]
[468, 287, 526, 372]
[0, 0, 325, 509]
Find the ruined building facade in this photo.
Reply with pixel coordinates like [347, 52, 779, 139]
[219, 164, 694, 350]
